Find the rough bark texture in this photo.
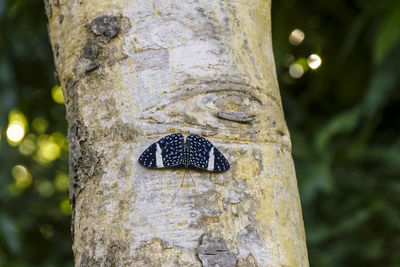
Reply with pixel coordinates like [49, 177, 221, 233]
[46, 0, 309, 266]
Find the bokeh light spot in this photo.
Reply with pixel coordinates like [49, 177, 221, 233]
[7, 122, 25, 145]
[9, 110, 28, 127]
[12, 165, 32, 189]
[18, 138, 36, 156]
[32, 117, 48, 134]
[289, 29, 305, 46]
[35, 180, 55, 197]
[51, 85, 64, 104]
[51, 132, 68, 151]
[36, 135, 61, 163]
[39, 224, 54, 239]
[60, 199, 72, 215]
[307, 54, 322, 69]
[54, 173, 69, 192]
[7, 110, 28, 145]
[289, 63, 304, 78]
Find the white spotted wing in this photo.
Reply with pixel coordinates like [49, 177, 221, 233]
[138, 133, 184, 168]
[138, 133, 230, 172]
[186, 134, 230, 172]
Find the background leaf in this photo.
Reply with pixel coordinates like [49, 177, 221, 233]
[273, 0, 400, 266]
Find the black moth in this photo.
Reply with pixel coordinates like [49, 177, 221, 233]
[138, 133, 230, 172]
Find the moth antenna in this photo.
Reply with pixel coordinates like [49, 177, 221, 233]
[189, 171, 196, 187]
[181, 170, 186, 187]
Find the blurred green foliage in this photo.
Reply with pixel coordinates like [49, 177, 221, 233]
[272, 0, 400, 266]
[0, 0, 72, 266]
[0, 0, 399, 266]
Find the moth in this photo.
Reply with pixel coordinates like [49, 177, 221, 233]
[138, 133, 230, 172]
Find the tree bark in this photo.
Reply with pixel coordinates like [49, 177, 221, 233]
[46, 0, 308, 266]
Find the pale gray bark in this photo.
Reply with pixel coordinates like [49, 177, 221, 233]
[46, 0, 309, 266]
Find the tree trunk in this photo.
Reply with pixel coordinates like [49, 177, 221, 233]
[46, 0, 308, 266]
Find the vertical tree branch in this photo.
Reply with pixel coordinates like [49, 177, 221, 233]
[46, 0, 308, 266]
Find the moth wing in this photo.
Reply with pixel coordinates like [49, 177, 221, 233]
[187, 134, 230, 172]
[138, 133, 184, 168]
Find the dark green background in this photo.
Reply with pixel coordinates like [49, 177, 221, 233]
[0, 0, 399, 266]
